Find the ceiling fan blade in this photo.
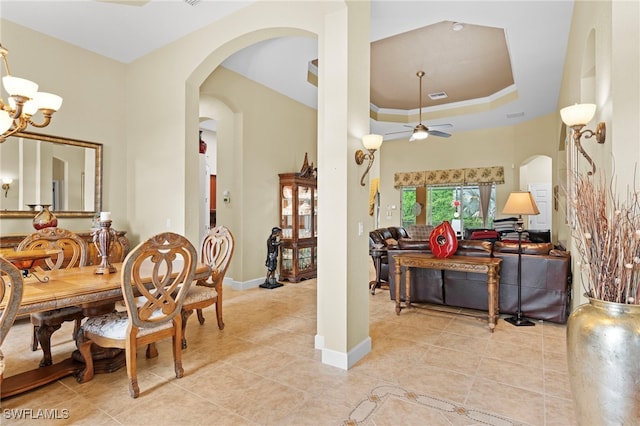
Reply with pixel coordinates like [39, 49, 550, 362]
[427, 129, 451, 138]
[427, 123, 453, 129]
[384, 129, 412, 135]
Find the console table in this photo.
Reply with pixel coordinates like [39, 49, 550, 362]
[393, 253, 502, 331]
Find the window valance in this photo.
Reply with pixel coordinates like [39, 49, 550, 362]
[394, 166, 504, 188]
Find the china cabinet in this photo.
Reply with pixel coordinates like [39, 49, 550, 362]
[279, 172, 317, 282]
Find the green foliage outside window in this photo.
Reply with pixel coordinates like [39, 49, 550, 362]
[401, 188, 416, 226]
[401, 185, 496, 230]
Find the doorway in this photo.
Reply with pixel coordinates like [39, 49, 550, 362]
[519, 155, 552, 235]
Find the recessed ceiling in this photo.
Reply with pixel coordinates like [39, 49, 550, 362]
[0, 0, 575, 140]
[370, 20, 514, 112]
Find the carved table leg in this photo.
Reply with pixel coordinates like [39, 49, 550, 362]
[405, 268, 412, 309]
[395, 263, 402, 314]
[487, 266, 499, 332]
[36, 323, 62, 367]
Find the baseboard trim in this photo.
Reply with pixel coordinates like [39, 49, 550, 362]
[227, 277, 263, 291]
[320, 336, 371, 370]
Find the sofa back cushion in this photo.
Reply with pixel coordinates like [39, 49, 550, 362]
[456, 240, 492, 254]
[406, 224, 434, 240]
[494, 241, 553, 255]
[397, 239, 430, 250]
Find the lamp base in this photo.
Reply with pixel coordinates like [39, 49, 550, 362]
[504, 315, 535, 327]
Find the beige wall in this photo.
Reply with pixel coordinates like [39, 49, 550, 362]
[200, 67, 317, 283]
[558, 0, 639, 308]
[0, 19, 127, 236]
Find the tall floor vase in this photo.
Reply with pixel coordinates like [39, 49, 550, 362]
[566, 297, 640, 425]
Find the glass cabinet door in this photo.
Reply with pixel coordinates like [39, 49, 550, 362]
[281, 247, 293, 273]
[298, 185, 312, 239]
[313, 188, 318, 238]
[298, 246, 312, 271]
[281, 185, 293, 239]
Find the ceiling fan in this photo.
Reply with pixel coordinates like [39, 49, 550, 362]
[386, 71, 452, 141]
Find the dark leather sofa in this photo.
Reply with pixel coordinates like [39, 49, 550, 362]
[368, 226, 410, 283]
[371, 227, 572, 323]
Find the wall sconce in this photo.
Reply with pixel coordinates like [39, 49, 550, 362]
[2, 177, 12, 197]
[560, 103, 606, 175]
[355, 134, 383, 186]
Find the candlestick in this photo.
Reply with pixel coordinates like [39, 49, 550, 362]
[93, 220, 117, 274]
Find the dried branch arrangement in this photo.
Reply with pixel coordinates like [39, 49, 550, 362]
[572, 173, 640, 304]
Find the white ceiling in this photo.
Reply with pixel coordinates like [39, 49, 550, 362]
[0, 0, 575, 140]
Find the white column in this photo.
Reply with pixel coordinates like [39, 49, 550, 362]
[316, 0, 372, 369]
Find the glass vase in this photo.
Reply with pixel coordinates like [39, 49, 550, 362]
[33, 205, 58, 230]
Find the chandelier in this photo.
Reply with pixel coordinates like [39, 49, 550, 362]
[0, 43, 63, 143]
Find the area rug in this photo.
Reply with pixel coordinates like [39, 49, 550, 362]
[343, 385, 525, 426]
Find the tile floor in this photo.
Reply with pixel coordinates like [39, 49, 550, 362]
[2, 266, 577, 425]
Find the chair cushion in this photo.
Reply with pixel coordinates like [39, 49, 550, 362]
[183, 286, 218, 305]
[83, 311, 172, 340]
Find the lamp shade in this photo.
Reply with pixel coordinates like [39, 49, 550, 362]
[34, 92, 63, 111]
[560, 103, 596, 126]
[0, 110, 12, 134]
[362, 134, 383, 150]
[2, 75, 38, 98]
[503, 191, 540, 215]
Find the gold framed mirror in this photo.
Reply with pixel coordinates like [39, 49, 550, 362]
[0, 131, 102, 218]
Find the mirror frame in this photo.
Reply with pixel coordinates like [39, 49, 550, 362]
[0, 131, 103, 218]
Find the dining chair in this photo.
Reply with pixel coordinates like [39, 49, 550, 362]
[77, 232, 197, 398]
[0, 258, 24, 385]
[16, 227, 89, 367]
[180, 225, 234, 349]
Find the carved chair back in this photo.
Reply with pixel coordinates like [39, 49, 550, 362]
[200, 226, 234, 287]
[122, 232, 197, 329]
[0, 258, 24, 379]
[0, 258, 23, 347]
[17, 228, 88, 270]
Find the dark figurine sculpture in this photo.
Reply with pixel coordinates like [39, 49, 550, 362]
[260, 227, 283, 289]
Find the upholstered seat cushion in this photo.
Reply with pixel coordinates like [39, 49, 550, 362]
[83, 311, 172, 340]
[183, 286, 218, 305]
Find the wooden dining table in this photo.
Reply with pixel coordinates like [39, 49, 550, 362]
[0, 260, 212, 399]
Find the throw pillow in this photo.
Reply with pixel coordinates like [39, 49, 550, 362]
[385, 238, 398, 248]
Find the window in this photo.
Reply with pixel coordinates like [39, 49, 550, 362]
[401, 185, 496, 233]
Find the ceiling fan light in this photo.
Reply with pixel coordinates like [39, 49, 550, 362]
[413, 129, 429, 140]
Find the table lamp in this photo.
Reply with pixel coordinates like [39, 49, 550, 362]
[502, 191, 540, 326]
